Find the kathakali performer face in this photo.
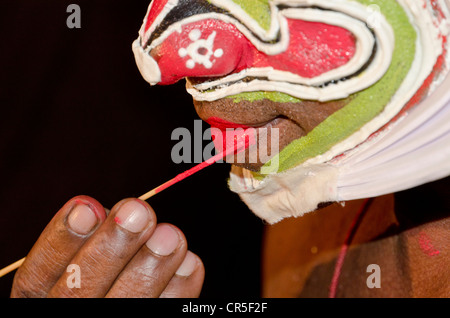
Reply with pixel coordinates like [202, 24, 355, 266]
[134, 0, 450, 223]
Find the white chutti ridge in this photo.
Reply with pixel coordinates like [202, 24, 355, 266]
[229, 0, 450, 224]
[187, 4, 394, 102]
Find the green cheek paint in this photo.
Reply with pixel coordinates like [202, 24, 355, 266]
[231, 0, 272, 31]
[228, 0, 417, 177]
[229, 91, 302, 104]
[207, 0, 272, 31]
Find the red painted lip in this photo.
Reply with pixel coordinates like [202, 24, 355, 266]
[206, 117, 257, 154]
[205, 117, 250, 131]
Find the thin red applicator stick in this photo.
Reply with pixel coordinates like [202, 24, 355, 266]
[139, 128, 255, 200]
[140, 142, 245, 199]
[0, 128, 256, 278]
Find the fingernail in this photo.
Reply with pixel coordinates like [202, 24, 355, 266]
[146, 224, 180, 256]
[176, 251, 198, 277]
[114, 200, 151, 233]
[68, 204, 98, 235]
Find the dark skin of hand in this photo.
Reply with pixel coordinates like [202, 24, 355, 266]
[11, 196, 205, 298]
[10, 96, 344, 298]
[10, 97, 449, 298]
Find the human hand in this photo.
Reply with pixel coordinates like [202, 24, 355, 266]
[10, 196, 204, 298]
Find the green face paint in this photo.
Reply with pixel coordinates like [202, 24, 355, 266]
[225, 0, 417, 176]
[229, 91, 302, 104]
[231, 0, 272, 31]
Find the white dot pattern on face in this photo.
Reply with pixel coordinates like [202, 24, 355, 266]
[177, 29, 224, 70]
[186, 59, 196, 69]
[189, 29, 202, 42]
[178, 48, 188, 58]
[214, 48, 224, 58]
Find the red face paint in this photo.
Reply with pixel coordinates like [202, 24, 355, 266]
[144, 0, 170, 34]
[206, 117, 256, 155]
[206, 117, 250, 130]
[152, 18, 356, 85]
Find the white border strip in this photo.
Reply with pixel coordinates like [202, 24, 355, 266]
[141, 0, 180, 47]
[192, 9, 375, 90]
[312, 0, 445, 169]
[185, 4, 394, 102]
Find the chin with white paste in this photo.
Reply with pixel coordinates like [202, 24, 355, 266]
[134, 0, 450, 224]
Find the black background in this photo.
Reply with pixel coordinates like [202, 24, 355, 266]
[0, 0, 263, 298]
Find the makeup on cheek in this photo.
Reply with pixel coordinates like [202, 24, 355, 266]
[206, 117, 253, 155]
[206, 117, 250, 131]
